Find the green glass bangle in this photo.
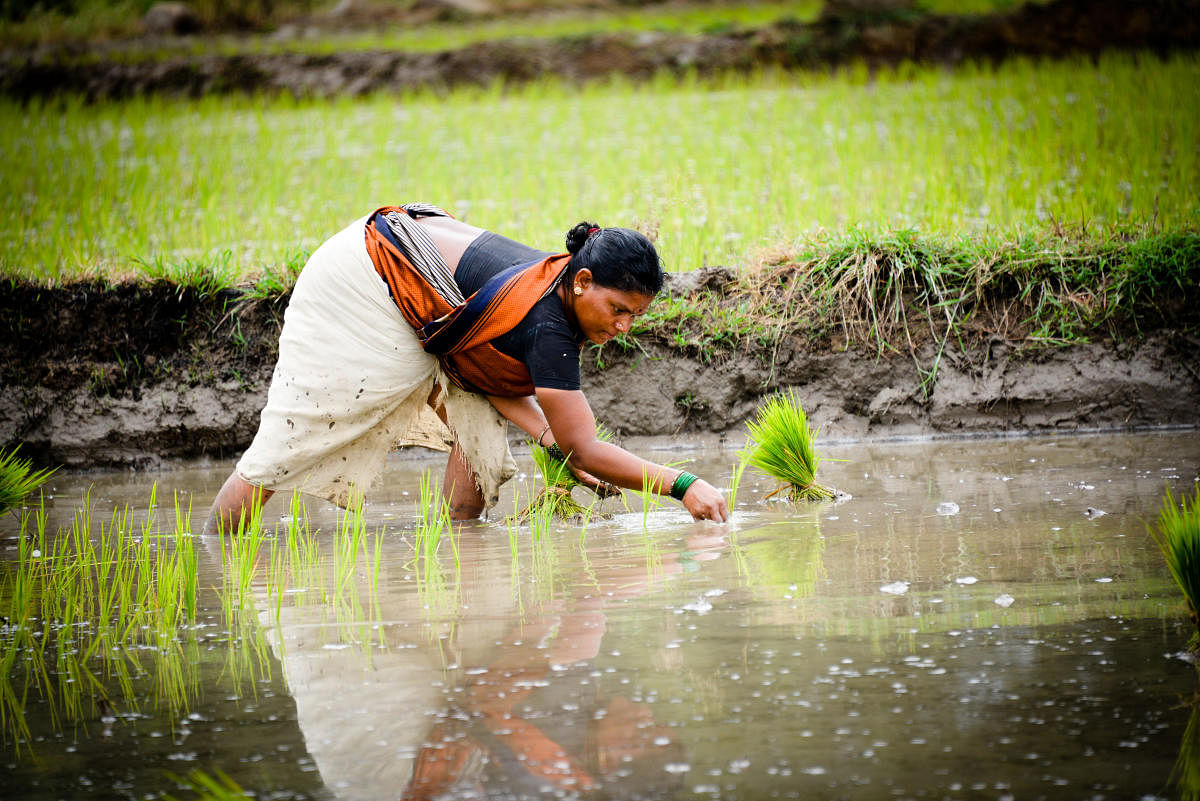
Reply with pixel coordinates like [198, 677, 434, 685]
[670, 471, 699, 501]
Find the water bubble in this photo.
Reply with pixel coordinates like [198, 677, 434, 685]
[955, 576, 978, 585]
[880, 581, 910, 595]
[936, 502, 960, 516]
[664, 762, 690, 774]
[1084, 507, 1105, 519]
[1095, 577, 1114, 583]
[994, 594, 1015, 608]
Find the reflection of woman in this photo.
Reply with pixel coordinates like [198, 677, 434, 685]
[207, 204, 728, 532]
[402, 612, 686, 801]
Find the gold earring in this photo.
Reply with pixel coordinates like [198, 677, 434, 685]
[573, 286, 583, 295]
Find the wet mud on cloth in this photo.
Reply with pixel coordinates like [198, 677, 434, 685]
[235, 216, 517, 508]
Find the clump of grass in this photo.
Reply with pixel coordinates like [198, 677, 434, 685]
[742, 389, 835, 503]
[1151, 486, 1200, 646]
[630, 225, 1200, 394]
[0, 446, 56, 515]
[515, 425, 615, 523]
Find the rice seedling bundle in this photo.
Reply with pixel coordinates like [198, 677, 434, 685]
[515, 425, 616, 523]
[742, 389, 835, 503]
[1151, 486, 1200, 644]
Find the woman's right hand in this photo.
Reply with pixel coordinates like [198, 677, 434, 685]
[681, 479, 730, 523]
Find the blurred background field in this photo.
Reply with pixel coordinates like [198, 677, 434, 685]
[3, 49, 1197, 282]
[1, 0, 1038, 52]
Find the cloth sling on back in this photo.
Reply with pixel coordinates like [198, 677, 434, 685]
[364, 205, 572, 397]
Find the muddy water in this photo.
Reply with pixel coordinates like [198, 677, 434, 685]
[4, 430, 1199, 800]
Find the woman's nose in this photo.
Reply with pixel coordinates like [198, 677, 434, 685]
[615, 318, 629, 332]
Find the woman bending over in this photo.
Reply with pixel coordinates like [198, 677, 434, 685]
[206, 204, 729, 533]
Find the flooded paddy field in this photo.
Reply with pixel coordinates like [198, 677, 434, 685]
[3, 430, 1199, 800]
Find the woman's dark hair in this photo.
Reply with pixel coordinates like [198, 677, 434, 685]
[564, 221, 663, 296]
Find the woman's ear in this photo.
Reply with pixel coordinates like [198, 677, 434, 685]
[574, 268, 594, 292]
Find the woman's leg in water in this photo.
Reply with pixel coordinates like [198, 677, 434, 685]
[205, 472, 275, 535]
[428, 384, 486, 520]
[443, 441, 486, 520]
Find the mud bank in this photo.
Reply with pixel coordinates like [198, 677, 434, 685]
[2, 278, 1197, 470]
[3, 0, 1198, 101]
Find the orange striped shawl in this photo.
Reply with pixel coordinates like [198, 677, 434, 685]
[363, 206, 571, 397]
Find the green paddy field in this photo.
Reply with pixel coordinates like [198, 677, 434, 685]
[3, 51, 1197, 289]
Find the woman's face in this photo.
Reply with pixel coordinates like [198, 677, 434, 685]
[569, 269, 655, 345]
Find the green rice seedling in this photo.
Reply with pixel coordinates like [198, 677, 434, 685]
[217, 494, 267, 621]
[368, 525, 384, 622]
[726, 457, 748, 513]
[517, 425, 616, 523]
[410, 470, 463, 616]
[1151, 486, 1200, 645]
[332, 501, 368, 603]
[413, 469, 456, 575]
[638, 466, 663, 531]
[743, 389, 836, 502]
[0, 446, 56, 516]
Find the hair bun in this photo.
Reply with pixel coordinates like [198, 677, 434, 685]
[565, 221, 600, 255]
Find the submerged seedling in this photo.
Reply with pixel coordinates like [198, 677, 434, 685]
[743, 389, 836, 502]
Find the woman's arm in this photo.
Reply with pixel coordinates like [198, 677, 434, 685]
[535, 387, 729, 522]
[486, 394, 547, 441]
[487, 393, 617, 497]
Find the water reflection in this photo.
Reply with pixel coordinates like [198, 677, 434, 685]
[257, 521, 725, 801]
[3, 430, 1199, 800]
[1174, 692, 1200, 801]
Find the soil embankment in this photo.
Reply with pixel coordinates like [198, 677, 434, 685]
[3, 0, 1199, 101]
[2, 279, 1197, 470]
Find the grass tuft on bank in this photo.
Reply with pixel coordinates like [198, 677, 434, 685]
[615, 225, 1200, 385]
